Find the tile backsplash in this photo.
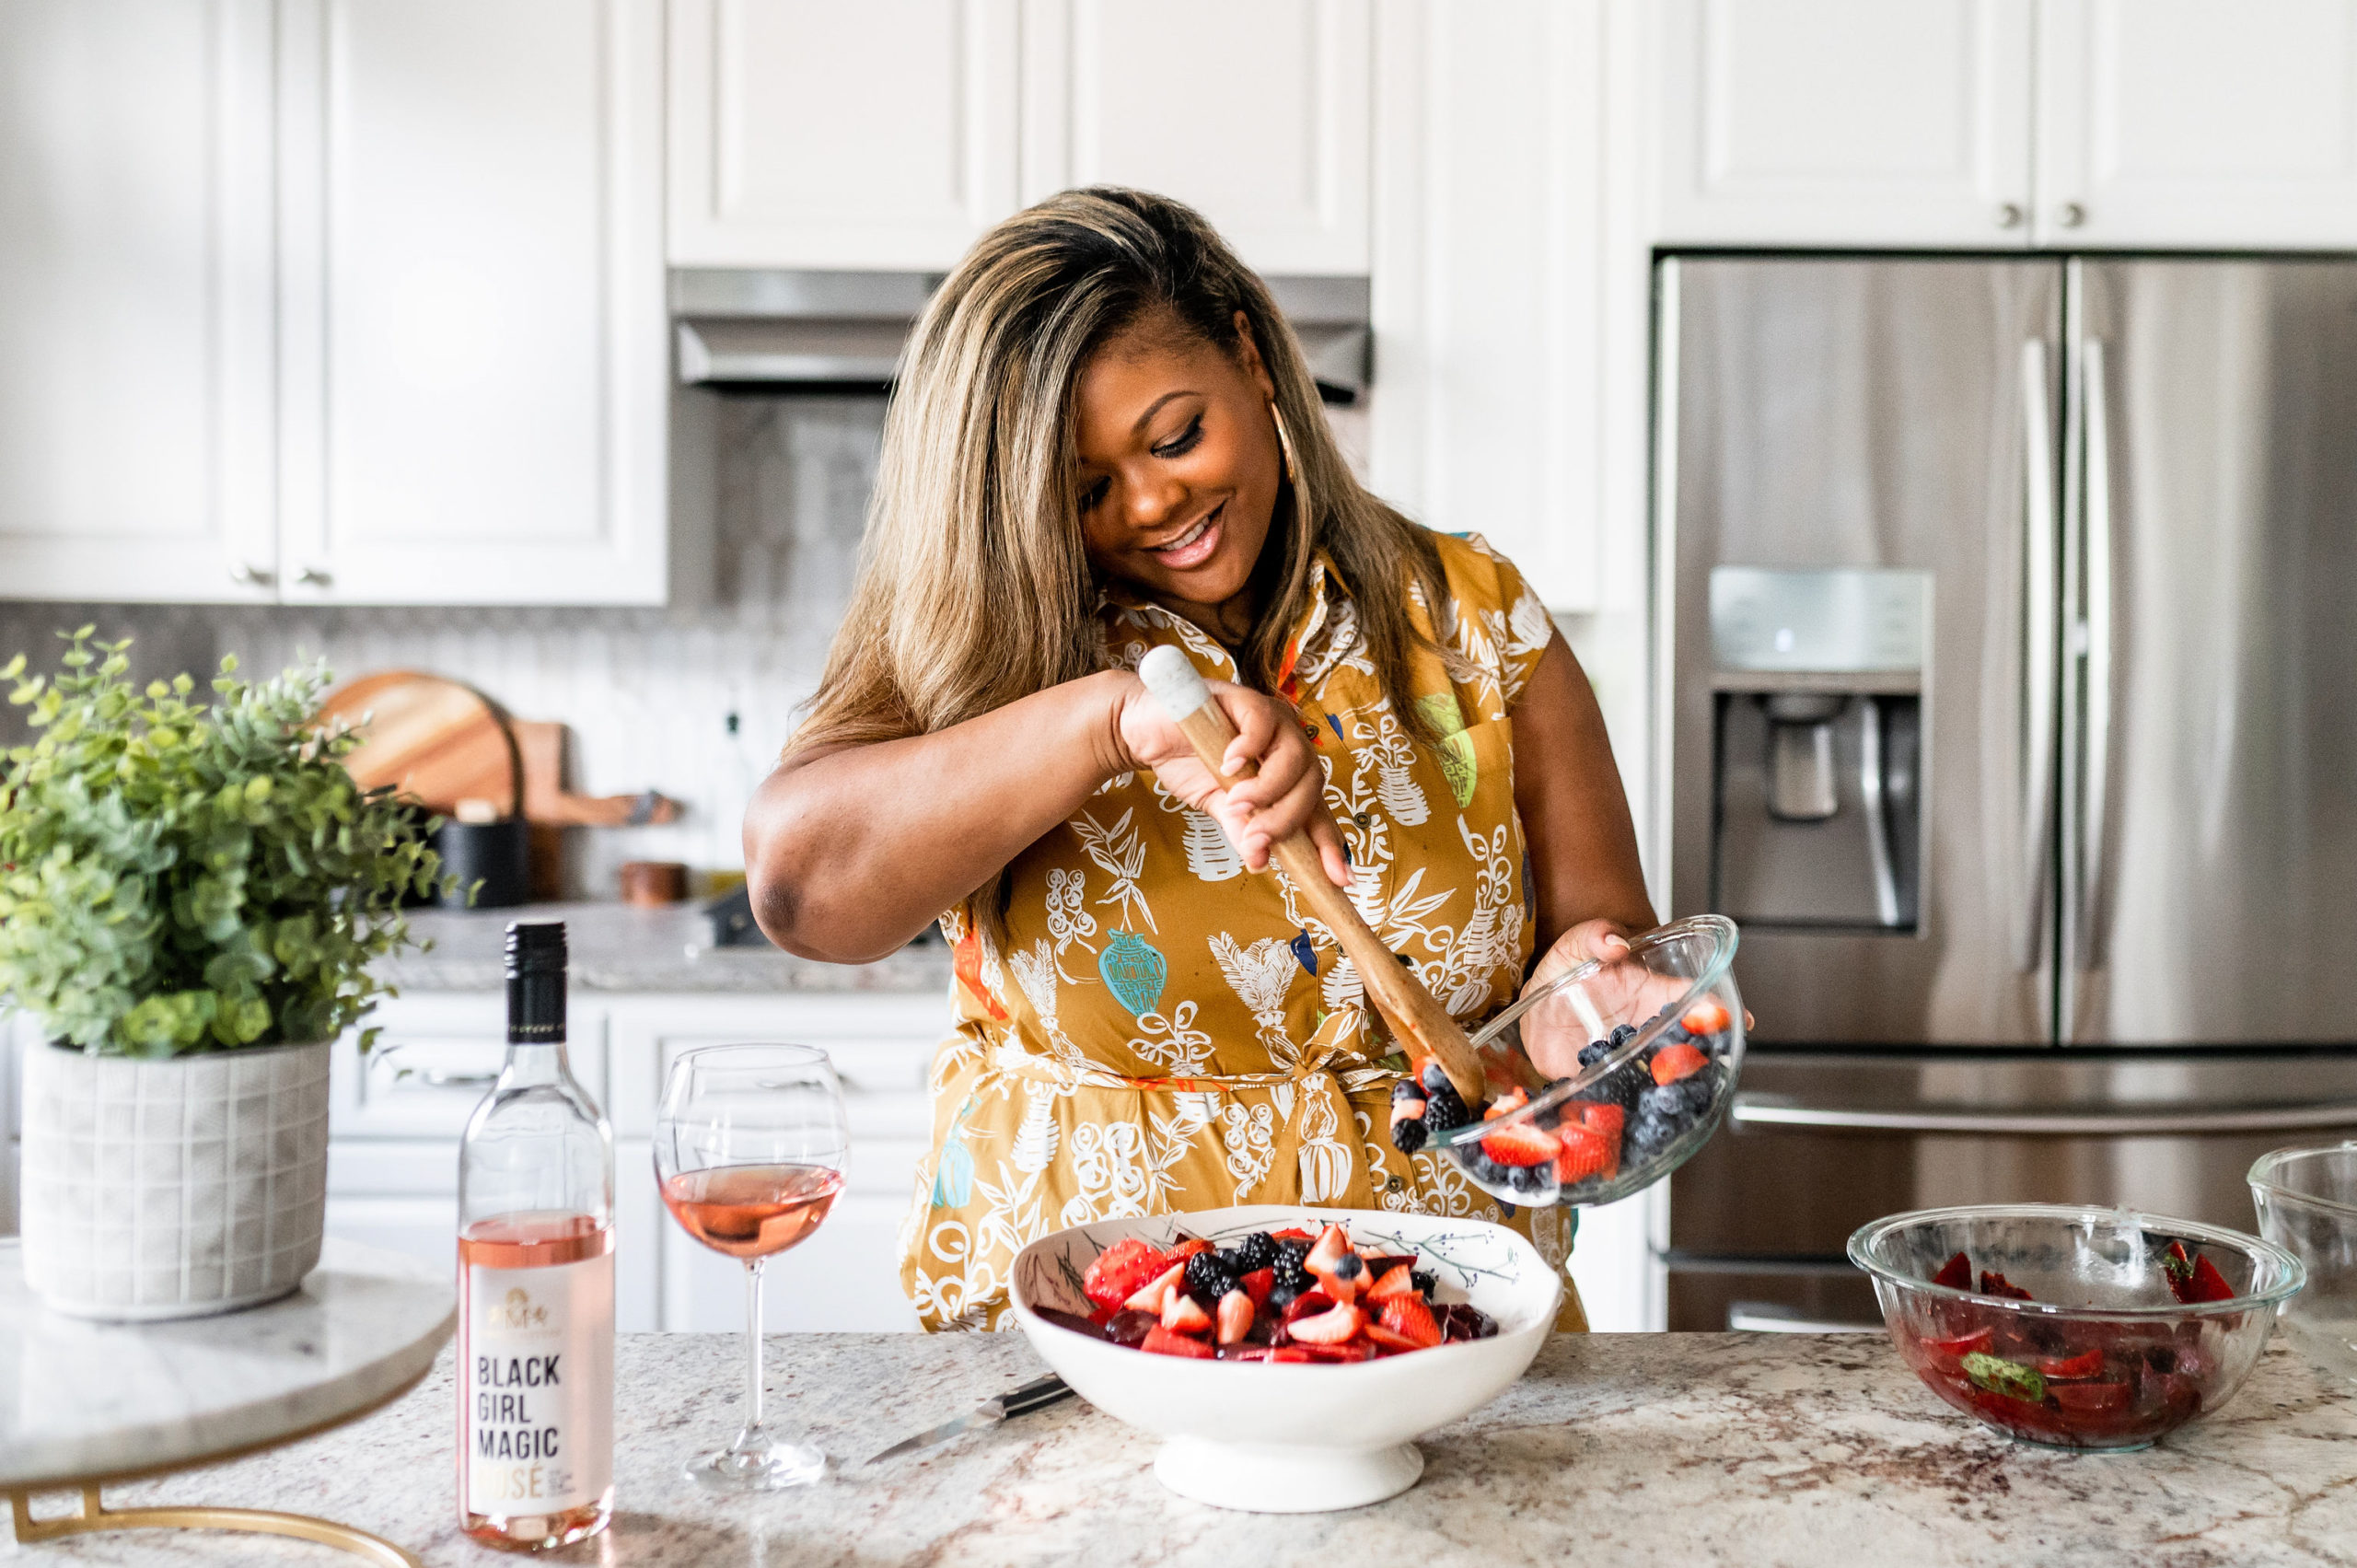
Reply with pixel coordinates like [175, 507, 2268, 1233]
[0, 396, 886, 898]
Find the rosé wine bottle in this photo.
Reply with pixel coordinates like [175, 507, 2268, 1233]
[457, 922, 614, 1551]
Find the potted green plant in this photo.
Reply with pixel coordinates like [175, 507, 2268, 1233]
[0, 631, 447, 1319]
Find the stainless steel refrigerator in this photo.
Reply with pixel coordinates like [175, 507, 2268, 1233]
[1656, 255, 2357, 1332]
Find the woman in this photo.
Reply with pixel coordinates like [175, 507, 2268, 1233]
[746, 189, 1655, 1331]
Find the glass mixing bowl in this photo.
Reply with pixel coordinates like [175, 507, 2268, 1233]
[2249, 1142, 2357, 1387]
[1428, 912, 1743, 1209]
[1849, 1204, 2305, 1451]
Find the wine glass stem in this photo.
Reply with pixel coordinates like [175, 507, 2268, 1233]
[743, 1256, 767, 1435]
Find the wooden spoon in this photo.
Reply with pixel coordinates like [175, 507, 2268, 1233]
[1138, 646, 1490, 1106]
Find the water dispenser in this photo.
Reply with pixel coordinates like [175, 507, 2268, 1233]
[1709, 568, 1929, 932]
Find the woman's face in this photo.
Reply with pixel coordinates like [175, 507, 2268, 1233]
[1072, 309, 1283, 615]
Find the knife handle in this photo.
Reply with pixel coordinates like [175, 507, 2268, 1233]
[999, 1373, 1073, 1417]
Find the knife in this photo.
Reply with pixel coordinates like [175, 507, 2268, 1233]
[863, 1373, 1074, 1466]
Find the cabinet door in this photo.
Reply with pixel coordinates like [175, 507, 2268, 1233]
[0, 0, 278, 601]
[1369, 0, 1606, 611]
[1022, 0, 1372, 274]
[276, 0, 668, 605]
[1651, 0, 2035, 247]
[669, 0, 1019, 269]
[2038, 0, 2357, 247]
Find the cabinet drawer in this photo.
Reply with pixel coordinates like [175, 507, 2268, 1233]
[331, 994, 610, 1140]
[605, 993, 946, 1136]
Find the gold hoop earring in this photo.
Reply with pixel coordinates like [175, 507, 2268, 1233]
[1270, 403, 1299, 485]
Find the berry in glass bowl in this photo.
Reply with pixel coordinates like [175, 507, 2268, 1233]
[1848, 1203, 2305, 1451]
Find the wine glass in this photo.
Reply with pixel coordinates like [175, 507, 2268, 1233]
[655, 1042, 850, 1491]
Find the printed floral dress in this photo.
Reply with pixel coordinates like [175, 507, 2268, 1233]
[899, 530, 1588, 1331]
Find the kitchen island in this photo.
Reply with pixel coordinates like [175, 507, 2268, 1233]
[16, 1330, 2353, 1566]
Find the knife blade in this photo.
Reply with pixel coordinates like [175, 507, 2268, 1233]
[863, 1372, 1074, 1466]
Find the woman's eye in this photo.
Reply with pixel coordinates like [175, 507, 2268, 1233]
[1153, 416, 1204, 459]
[1079, 476, 1111, 513]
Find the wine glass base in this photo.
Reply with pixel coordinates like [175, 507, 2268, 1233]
[685, 1440, 828, 1493]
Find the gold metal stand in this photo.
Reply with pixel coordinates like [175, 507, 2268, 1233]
[9, 1485, 419, 1565]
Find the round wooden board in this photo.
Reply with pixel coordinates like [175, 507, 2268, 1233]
[315, 670, 520, 818]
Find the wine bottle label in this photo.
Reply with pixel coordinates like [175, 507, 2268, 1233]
[461, 1254, 614, 1517]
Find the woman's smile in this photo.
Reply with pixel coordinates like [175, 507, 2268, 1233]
[1144, 501, 1225, 570]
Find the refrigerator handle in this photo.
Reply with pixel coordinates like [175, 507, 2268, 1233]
[1729, 1094, 2357, 1137]
[2015, 339, 2060, 973]
[2077, 339, 2117, 972]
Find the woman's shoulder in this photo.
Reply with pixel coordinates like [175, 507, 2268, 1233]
[1410, 528, 1556, 716]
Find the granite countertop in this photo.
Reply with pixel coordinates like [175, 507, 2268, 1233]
[31, 1330, 2357, 1565]
[383, 900, 954, 994]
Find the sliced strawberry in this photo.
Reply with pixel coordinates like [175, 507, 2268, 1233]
[1482, 1087, 1530, 1121]
[1480, 1121, 1562, 1167]
[1364, 1321, 1422, 1352]
[1378, 1295, 1444, 1349]
[1920, 1327, 1994, 1374]
[1162, 1290, 1213, 1334]
[1124, 1260, 1186, 1315]
[1241, 1267, 1275, 1306]
[1303, 1223, 1353, 1276]
[1141, 1324, 1215, 1359]
[1283, 1290, 1337, 1323]
[1269, 1346, 1318, 1363]
[1166, 1237, 1215, 1267]
[1554, 1125, 1610, 1185]
[2033, 1347, 2106, 1380]
[1931, 1250, 1972, 1290]
[2161, 1241, 2235, 1304]
[1286, 1302, 1366, 1345]
[1083, 1237, 1170, 1313]
[1269, 1227, 1316, 1242]
[1366, 1263, 1419, 1303]
[1680, 997, 1733, 1036]
[1216, 1288, 1255, 1345]
[1308, 1260, 1364, 1307]
[1650, 1043, 1708, 1085]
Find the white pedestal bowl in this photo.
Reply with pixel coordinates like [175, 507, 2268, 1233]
[1011, 1204, 1561, 1513]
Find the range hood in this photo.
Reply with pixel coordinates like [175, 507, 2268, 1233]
[672, 269, 1373, 404]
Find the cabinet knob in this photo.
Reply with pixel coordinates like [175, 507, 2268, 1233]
[2057, 202, 2086, 228]
[230, 562, 276, 587]
[1995, 202, 2024, 229]
[296, 564, 333, 587]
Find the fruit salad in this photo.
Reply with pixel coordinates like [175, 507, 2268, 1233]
[1416, 995, 1737, 1207]
[1892, 1240, 2244, 1448]
[1034, 1221, 1500, 1363]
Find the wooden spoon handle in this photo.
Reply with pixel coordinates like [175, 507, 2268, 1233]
[1135, 648, 1490, 1105]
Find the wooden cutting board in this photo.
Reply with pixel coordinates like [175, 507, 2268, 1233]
[316, 671, 520, 818]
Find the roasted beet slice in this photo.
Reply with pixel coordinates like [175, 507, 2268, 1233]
[1033, 1307, 1109, 1340]
[1103, 1308, 1159, 1347]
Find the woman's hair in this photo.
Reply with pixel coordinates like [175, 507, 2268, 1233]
[793, 188, 1448, 904]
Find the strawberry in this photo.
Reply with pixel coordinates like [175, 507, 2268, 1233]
[1650, 1043, 1709, 1085]
[1282, 1290, 1337, 1323]
[1166, 1237, 1215, 1267]
[1680, 997, 1733, 1036]
[1482, 1087, 1530, 1121]
[1366, 1262, 1419, 1304]
[1162, 1289, 1213, 1335]
[1285, 1302, 1366, 1345]
[1142, 1324, 1215, 1359]
[1931, 1250, 1971, 1290]
[1562, 1103, 1623, 1179]
[1303, 1223, 1353, 1276]
[1308, 1253, 1366, 1307]
[1269, 1227, 1316, 1242]
[1553, 1125, 1610, 1185]
[1241, 1267, 1275, 1306]
[1364, 1322, 1423, 1353]
[1480, 1121, 1562, 1167]
[2161, 1240, 2235, 1304]
[1083, 1237, 1170, 1314]
[2033, 1347, 2105, 1380]
[1215, 1288, 1255, 1345]
[1269, 1346, 1319, 1364]
[1124, 1260, 1186, 1315]
[1378, 1295, 1444, 1349]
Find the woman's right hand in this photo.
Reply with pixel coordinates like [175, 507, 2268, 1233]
[1109, 672, 1352, 889]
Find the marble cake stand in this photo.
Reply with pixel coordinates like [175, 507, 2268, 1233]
[0, 1236, 455, 1566]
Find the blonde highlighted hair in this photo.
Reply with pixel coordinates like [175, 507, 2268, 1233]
[795, 189, 1448, 897]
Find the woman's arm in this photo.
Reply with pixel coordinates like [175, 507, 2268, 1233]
[1514, 628, 1657, 979]
[745, 669, 1350, 963]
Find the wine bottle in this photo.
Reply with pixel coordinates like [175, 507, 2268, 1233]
[457, 921, 615, 1551]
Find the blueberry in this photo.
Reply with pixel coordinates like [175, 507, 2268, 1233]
[1421, 1061, 1453, 1096]
[1638, 1084, 1685, 1121]
[1506, 1163, 1553, 1195]
[1679, 1075, 1716, 1116]
[1578, 1039, 1615, 1068]
[1609, 1022, 1639, 1048]
[1629, 1113, 1679, 1156]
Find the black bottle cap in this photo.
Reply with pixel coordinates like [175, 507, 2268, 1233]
[505, 921, 567, 1041]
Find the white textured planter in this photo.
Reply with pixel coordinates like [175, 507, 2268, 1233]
[19, 1039, 331, 1321]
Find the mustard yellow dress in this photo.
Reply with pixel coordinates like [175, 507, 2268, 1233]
[899, 530, 1588, 1331]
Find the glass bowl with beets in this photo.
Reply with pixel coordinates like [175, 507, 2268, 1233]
[1848, 1204, 2306, 1451]
[1417, 913, 1744, 1209]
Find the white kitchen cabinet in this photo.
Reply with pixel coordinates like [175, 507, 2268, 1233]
[1649, 0, 2037, 248]
[668, 0, 1020, 270]
[1369, 0, 1608, 611]
[273, 0, 670, 606]
[0, 0, 280, 602]
[2037, 0, 2357, 247]
[1020, 0, 1372, 274]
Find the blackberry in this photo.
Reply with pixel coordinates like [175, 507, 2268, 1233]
[1411, 1269, 1435, 1297]
[1422, 1079, 1473, 1135]
[1227, 1232, 1278, 1274]
[1269, 1258, 1314, 1307]
[1276, 1236, 1312, 1265]
[1392, 1117, 1429, 1155]
[1183, 1250, 1237, 1304]
[1583, 1061, 1647, 1119]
